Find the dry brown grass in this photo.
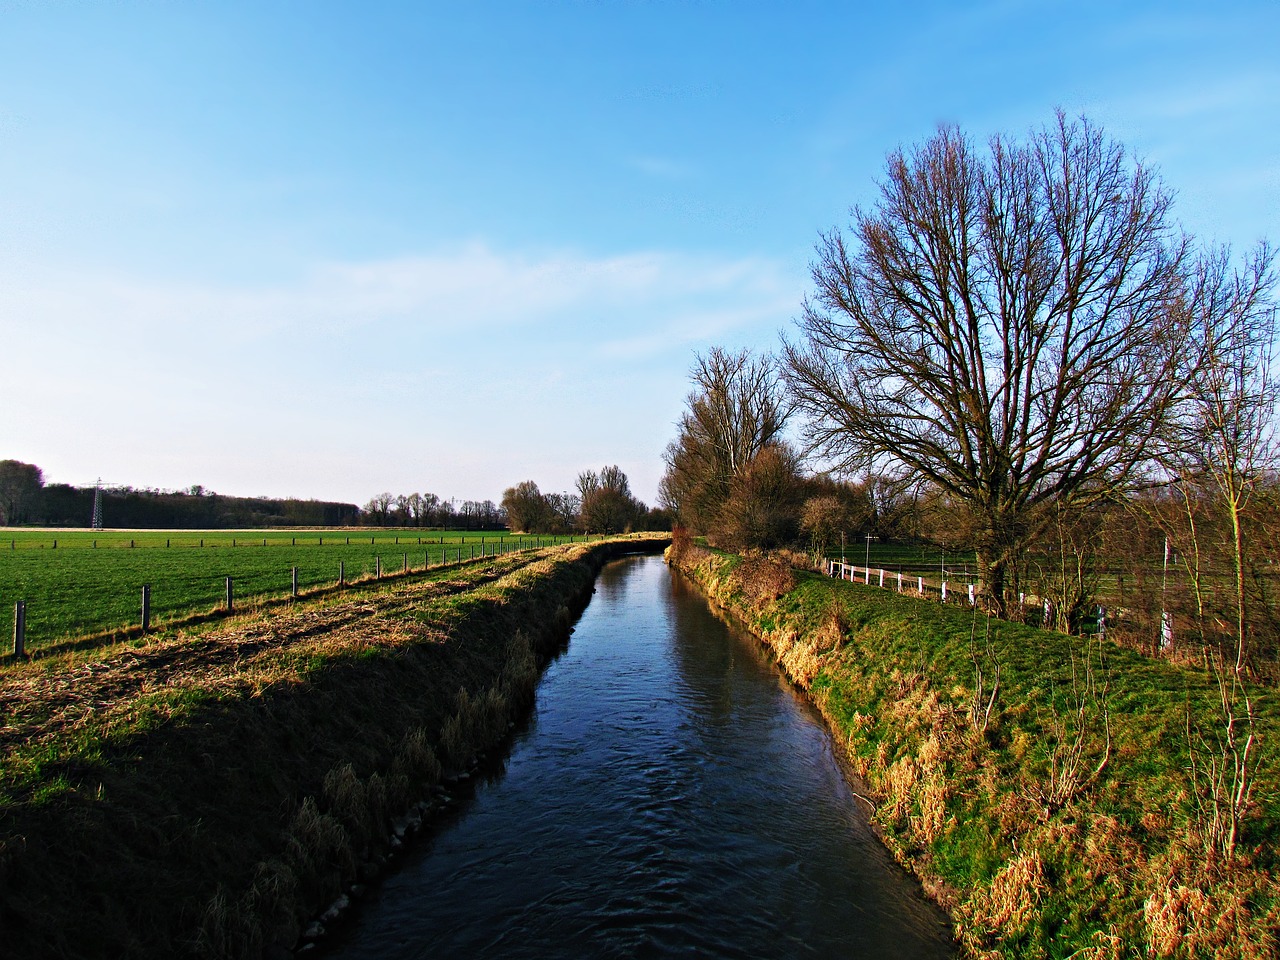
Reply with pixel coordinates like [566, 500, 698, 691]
[732, 551, 797, 603]
[957, 851, 1049, 953]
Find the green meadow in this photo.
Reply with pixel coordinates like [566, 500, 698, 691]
[0, 529, 590, 651]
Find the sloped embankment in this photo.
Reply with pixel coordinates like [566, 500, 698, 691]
[0, 534, 669, 959]
[668, 543, 1279, 959]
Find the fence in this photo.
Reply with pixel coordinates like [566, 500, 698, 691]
[825, 559, 1105, 634]
[827, 560, 978, 603]
[7, 536, 559, 656]
[7, 533, 590, 551]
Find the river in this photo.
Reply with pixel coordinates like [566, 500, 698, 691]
[325, 554, 955, 958]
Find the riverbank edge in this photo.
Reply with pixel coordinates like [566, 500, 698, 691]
[0, 534, 670, 959]
[666, 543, 1279, 960]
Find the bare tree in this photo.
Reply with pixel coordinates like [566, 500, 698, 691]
[362, 491, 395, 526]
[784, 113, 1188, 614]
[661, 347, 792, 534]
[715, 443, 806, 550]
[580, 465, 640, 533]
[1169, 243, 1277, 669]
[501, 481, 550, 534]
[575, 469, 600, 504]
[542, 492, 579, 533]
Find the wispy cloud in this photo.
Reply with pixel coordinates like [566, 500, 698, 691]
[3, 244, 799, 350]
[627, 155, 696, 179]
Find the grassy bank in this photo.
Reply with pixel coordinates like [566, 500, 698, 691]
[669, 543, 1279, 959]
[0, 533, 669, 959]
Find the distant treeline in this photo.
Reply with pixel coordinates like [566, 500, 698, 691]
[35, 483, 361, 529]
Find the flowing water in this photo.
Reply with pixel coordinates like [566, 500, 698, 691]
[326, 554, 955, 959]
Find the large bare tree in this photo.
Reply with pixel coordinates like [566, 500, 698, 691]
[784, 113, 1188, 612]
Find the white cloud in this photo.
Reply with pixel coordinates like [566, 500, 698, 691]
[628, 155, 696, 179]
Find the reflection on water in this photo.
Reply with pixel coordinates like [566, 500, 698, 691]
[326, 555, 955, 959]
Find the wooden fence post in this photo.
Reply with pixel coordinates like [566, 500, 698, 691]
[291, 567, 298, 597]
[13, 601, 26, 657]
[403, 553, 408, 573]
[339, 561, 345, 585]
[142, 585, 151, 633]
[225, 577, 233, 612]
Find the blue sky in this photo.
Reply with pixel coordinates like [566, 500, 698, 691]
[2, 1, 1276, 510]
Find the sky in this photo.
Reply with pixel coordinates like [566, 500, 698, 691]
[1, 0, 1277, 510]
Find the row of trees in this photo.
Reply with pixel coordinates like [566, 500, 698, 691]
[502, 465, 670, 534]
[360, 492, 503, 530]
[0, 463, 362, 528]
[661, 112, 1277, 672]
[0, 459, 668, 536]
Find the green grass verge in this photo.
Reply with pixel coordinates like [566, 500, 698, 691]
[672, 544, 1279, 959]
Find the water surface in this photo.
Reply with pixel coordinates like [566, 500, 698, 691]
[327, 555, 954, 958]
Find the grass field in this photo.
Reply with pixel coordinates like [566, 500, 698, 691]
[0, 528, 592, 651]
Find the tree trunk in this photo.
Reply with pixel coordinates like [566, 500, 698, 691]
[977, 549, 1008, 618]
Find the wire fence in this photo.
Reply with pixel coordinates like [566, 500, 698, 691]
[6, 536, 568, 656]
